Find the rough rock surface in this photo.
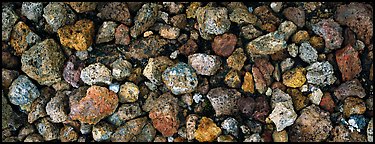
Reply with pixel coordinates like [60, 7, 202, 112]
[2, 6, 19, 41]
[207, 87, 241, 116]
[194, 117, 222, 142]
[108, 103, 142, 126]
[66, 2, 97, 13]
[188, 53, 221, 76]
[57, 19, 95, 51]
[246, 31, 287, 55]
[115, 24, 131, 45]
[306, 61, 337, 87]
[43, 2, 76, 32]
[8, 75, 40, 107]
[282, 67, 306, 88]
[46, 92, 68, 123]
[63, 55, 85, 88]
[130, 3, 159, 38]
[36, 118, 60, 141]
[143, 56, 174, 85]
[335, 44, 362, 81]
[97, 2, 131, 25]
[118, 82, 139, 103]
[60, 125, 78, 142]
[334, 79, 366, 100]
[125, 35, 168, 60]
[80, 63, 112, 85]
[196, 6, 231, 39]
[299, 42, 318, 64]
[96, 21, 118, 44]
[343, 97, 366, 118]
[111, 117, 147, 142]
[10, 21, 41, 56]
[212, 33, 237, 57]
[92, 122, 114, 142]
[283, 7, 305, 28]
[162, 62, 198, 95]
[269, 101, 297, 131]
[312, 19, 343, 52]
[227, 48, 247, 71]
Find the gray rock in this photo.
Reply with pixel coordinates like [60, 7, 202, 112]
[8, 75, 40, 106]
[21, 2, 43, 22]
[2, 92, 22, 130]
[221, 117, 239, 137]
[241, 24, 262, 40]
[280, 58, 294, 72]
[334, 79, 366, 100]
[244, 133, 262, 142]
[43, 2, 76, 32]
[162, 62, 198, 95]
[188, 53, 221, 76]
[207, 87, 241, 116]
[107, 103, 143, 126]
[131, 122, 156, 142]
[80, 63, 112, 85]
[278, 21, 297, 41]
[130, 3, 159, 38]
[110, 58, 132, 81]
[312, 19, 343, 52]
[196, 6, 231, 39]
[299, 42, 318, 64]
[36, 118, 60, 141]
[80, 122, 92, 135]
[143, 57, 174, 85]
[306, 61, 337, 87]
[229, 7, 257, 25]
[46, 92, 68, 123]
[96, 21, 118, 44]
[111, 117, 148, 142]
[287, 43, 299, 57]
[92, 122, 114, 142]
[2, 6, 19, 41]
[368, 118, 373, 142]
[246, 31, 287, 55]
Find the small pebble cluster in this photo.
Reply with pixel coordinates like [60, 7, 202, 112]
[2, 2, 373, 142]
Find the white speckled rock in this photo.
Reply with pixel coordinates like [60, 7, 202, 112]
[188, 53, 221, 76]
[269, 102, 297, 131]
[80, 63, 112, 85]
[162, 62, 198, 95]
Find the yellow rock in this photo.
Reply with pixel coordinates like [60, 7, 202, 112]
[292, 30, 310, 44]
[57, 19, 95, 51]
[242, 72, 255, 93]
[282, 67, 306, 88]
[194, 117, 221, 142]
[186, 2, 202, 19]
[224, 69, 241, 88]
[273, 130, 288, 142]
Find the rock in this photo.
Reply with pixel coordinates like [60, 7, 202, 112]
[254, 58, 274, 86]
[319, 92, 335, 113]
[178, 39, 198, 56]
[111, 117, 147, 142]
[118, 82, 139, 103]
[130, 3, 159, 38]
[80, 123, 92, 135]
[217, 135, 236, 142]
[8, 75, 40, 107]
[306, 61, 337, 87]
[299, 42, 318, 64]
[66, 2, 97, 13]
[227, 48, 247, 71]
[159, 25, 180, 40]
[162, 62, 198, 95]
[108, 104, 143, 126]
[46, 92, 68, 123]
[244, 133, 262, 142]
[21, 2, 43, 22]
[171, 14, 187, 29]
[18, 124, 36, 141]
[194, 117, 222, 142]
[270, 2, 283, 13]
[309, 36, 325, 50]
[149, 93, 179, 137]
[282, 67, 306, 88]
[36, 118, 60, 141]
[196, 6, 231, 37]
[287, 88, 309, 111]
[292, 30, 310, 44]
[240, 24, 262, 40]
[335, 2, 373, 45]
[312, 19, 343, 52]
[186, 2, 201, 18]
[343, 97, 366, 118]
[269, 102, 297, 131]
[278, 21, 297, 41]
[125, 35, 168, 60]
[143, 56, 174, 85]
[2, 6, 19, 41]
[97, 2, 131, 25]
[334, 79, 366, 100]
[28, 98, 48, 124]
[96, 21, 118, 44]
[186, 114, 199, 141]
[131, 122, 157, 142]
[63, 55, 85, 88]
[237, 96, 255, 117]
[253, 5, 281, 32]
[273, 130, 288, 142]
[225, 69, 241, 88]
[2, 51, 20, 70]
[154, 136, 166, 142]
[110, 58, 132, 81]
[21, 39, 66, 86]
[271, 88, 293, 109]
[229, 7, 257, 25]
[80, 63, 112, 85]
[60, 125, 78, 142]
[10, 21, 41, 56]
[188, 53, 221, 76]
[280, 58, 294, 72]
[252, 66, 267, 94]
[92, 122, 114, 142]
[308, 87, 323, 105]
[289, 105, 333, 142]
[2, 92, 22, 130]
[287, 43, 299, 57]
[246, 31, 287, 55]
[212, 33, 237, 57]
[221, 117, 239, 137]
[368, 118, 373, 142]
[283, 7, 305, 28]
[24, 134, 44, 142]
[115, 24, 131, 45]
[69, 86, 119, 124]
[43, 2, 76, 32]
[366, 96, 373, 111]
[336, 44, 362, 81]
[57, 19, 95, 51]
[207, 87, 241, 116]
[242, 72, 255, 93]
[2, 69, 19, 89]
[348, 115, 368, 132]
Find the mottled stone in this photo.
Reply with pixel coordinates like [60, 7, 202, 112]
[97, 2, 131, 25]
[229, 7, 257, 25]
[242, 72, 255, 93]
[63, 55, 84, 88]
[336, 44, 362, 81]
[343, 97, 366, 118]
[221, 117, 239, 137]
[312, 19, 343, 52]
[118, 82, 139, 103]
[43, 2, 76, 32]
[227, 48, 247, 71]
[36, 118, 60, 141]
[280, 58, 294, 72]
[2, 69, 19, 89]
[143, 56, 174, 85]
[306, 61, 337, 87]
[299, 42, 318, 64]
[115, 24, 131, 45]
[292, 30, 310, 44]
[196, 6, 231, 37]
[131, 122, 157, 142]
[278, 21, 297, 41]
[159, 25, 180, 40]
[60, 125, 78, 142]
[57, 19, 95, 51]
[162, 62, 198, 95]
[287, 43, 299, 57]
[24, 134, 44, 142]
[2, 51, 20, 70]
[217, 135, 236, 142]
[186, 2, 201, 18]
[244, 133, 262, 142]
[246, 31, 287, 55]
[240, 24, 262, 40]
[269, 102, 297, 131]
[10, 21, 41, 56]
[194, 117, 222, 142]
[224, 69, 241, 88]
[282, 67, 306, 88]
[2, 6, 19, 41]
[212, 33, 237, 57]
[188, 53, 221, 76]
[66, 2, 97, 13]
[186, 114, 199, 141]
[18, 124, 36, 141]
[368, 118, 373, 142]
[80, 63, 112, 85]
[8, 75, 40, 107]
[96, 21, 118, 44]
[308, 87, 323, 105]
[3, 92, 23, 130]
[92, 122, 114, 142]
[46, 92, 68, 123]
[171, 14, 187, 29]
[273, 130, 288, 142]
[309, 36, 325, 50]
[334, 79, 366, 100]
[253, 5, 281, 32]
[252, 66, 267, 94]
[125, 35, 168, 60]
[319, 92, 335, 113]
[130, 3, 159, 38]
[207, 87, 241, 116]
[111, 117, 147, 142]
[283, 7, 305, 28]
[179, 39, 198, 56]
[270, 2, 283, 13]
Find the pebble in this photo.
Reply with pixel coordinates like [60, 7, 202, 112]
[130, 3, 159, 38]
[254, 58, 274, 86]
[292, 30, 310, 44]
[43, 2, 76, 32]
[66, 2, 97, 13]
[343, 97, 366, 118]
[18, 124, 36, 141]
[28, 97, 48, 123]
[69, 86, 119, 124]
[319, 92, 336, 113]
[244, 133, 262, 142]
[143, 56, 174, 85]
[2, 92, 22, 130]
[242, 72, 255, 93]
[287, 43, 299, 57]
[115, 24, 131, 45]
[299, 42, 318, 64]
[11, 21, 41, 56]
[131, 122, 156, 142]
[63, 55, 85, 88]
[110, 58, 132, 81]
[188, 53, 221, 75]
[237, 96, 256, 117]
[309, 36, 324, 50]
[2, 51, 20, 70]
[96, 21, 118, 44]
[335, 44, 362, 81]
[225, 69, 241, 88]
[111, 117, 147, 142]
[212, 33, 237, 57]
[252, 66, 267, 94]
[80, 63, 112, 85]
[96, 2, 131, 25]
[194, 117, 222, 142]
[270, 2, 283, 13]
[334, 79, 366, 100]
[21, 2, 43, 22]
[217, 135, 236, 142]
[179, 39, 198, 56]
[8, 75, 40, 107]
[282, 67, 306, 88]
[162, 62, 198, 95]
[280, 58, 294, 72]
[159, 25, 180, 40]
[308, 87, 323, 105]
[36, 118, 60, 141]
[186, 114, 199, 141]
[118, 82, 139, 103]
[21, 39, 66, 86]
[92, 122, 114, 142]
[283, 7, 305, 28]
[221, 117, 239, 137]
[306, 61, 337, 87]
[240, 24, 262, 40]
[108, 103, 142, 126]
[207, 87, 241, 116]
[348, 115, 368, 132]
[24, 134, 44, 142]
[312, 18, 343, 52]
[80, 123, 92, 135]
[287, 88, 309, 111]
[57, 19, 95, 51]
[229, 7, 257, 25]
[60, 125, 78, 142]
[272, 130, 288, 142]
[2, 6, 19, 41]
[253, 5, 281, 32]
[186, 2, 201, 18]
[196, 6, 231, 36]
[2, 69, 19, 89]
[46, 92, 68, 123]
[126, 35, 168, 60]
[246, 31, 287, 55]
[271, 88, 293, 109]
[368, 118, 373, 142]
[278, 21, 297, 41]
[289, 105, 332, 142]
[171, 14, 187, 29]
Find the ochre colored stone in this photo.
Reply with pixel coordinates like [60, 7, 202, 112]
[282, 67, 306, 88]
[58, 19, 95, 51]
[194, 117, 222, 142]
[242, 72, 255, 93]
[343, 96, 366, 118]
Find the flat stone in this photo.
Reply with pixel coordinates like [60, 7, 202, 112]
[334, 79, 366, 100]
[246, 31, 287, 55]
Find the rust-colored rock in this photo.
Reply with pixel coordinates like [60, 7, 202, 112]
[254, 58, 274, 86]
[212, 33, 237, 57]
[242, 72, 255, 93]
[97, 2, 132, 25]
[319, 92, 335, 113]
[10, 21, 40, 56]
[252, 66, 267, 94]
[69, 86, 119, 124]
[66, 2, 97, 13]
[57, 19, 95, 51]
[179, 39, 198, 56]
[115, 24, 131, 46]
[283, 7, 305, 28]
[194, 117, 222, 142]
[335, 44, 362, 81]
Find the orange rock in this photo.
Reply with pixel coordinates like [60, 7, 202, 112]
[242, 72, 255, 93]
[194, 117, 222, 142]
[57, 19, 95, 51]
[319, 92, 335, 113]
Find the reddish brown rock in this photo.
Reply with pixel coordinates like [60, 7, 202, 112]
[207, 87, 242, 116]
[66, 2, 97, 13]
[252, 66, 267, 94]
[125, 35, 168, 60]
[69, 86, 119, 124]
[335, 44, 362, 81]
[334, 79, 366, 100]
[2, 69, 19, 89]
[97, 2, 132, 25]
[179, 39, 198, 56]
[252, 96, 270, 123]
[319, 92, 335, 113]
[312, 19, 343, 52]
[283, 7, 305, 28]
[63, 55, 85, 88]
[212, 33, 237, 57]
[237, 96, 256, 117]
[115, 24, 131, 46]
[254, 58, 274, 86]
[253, 5, 281, 32]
